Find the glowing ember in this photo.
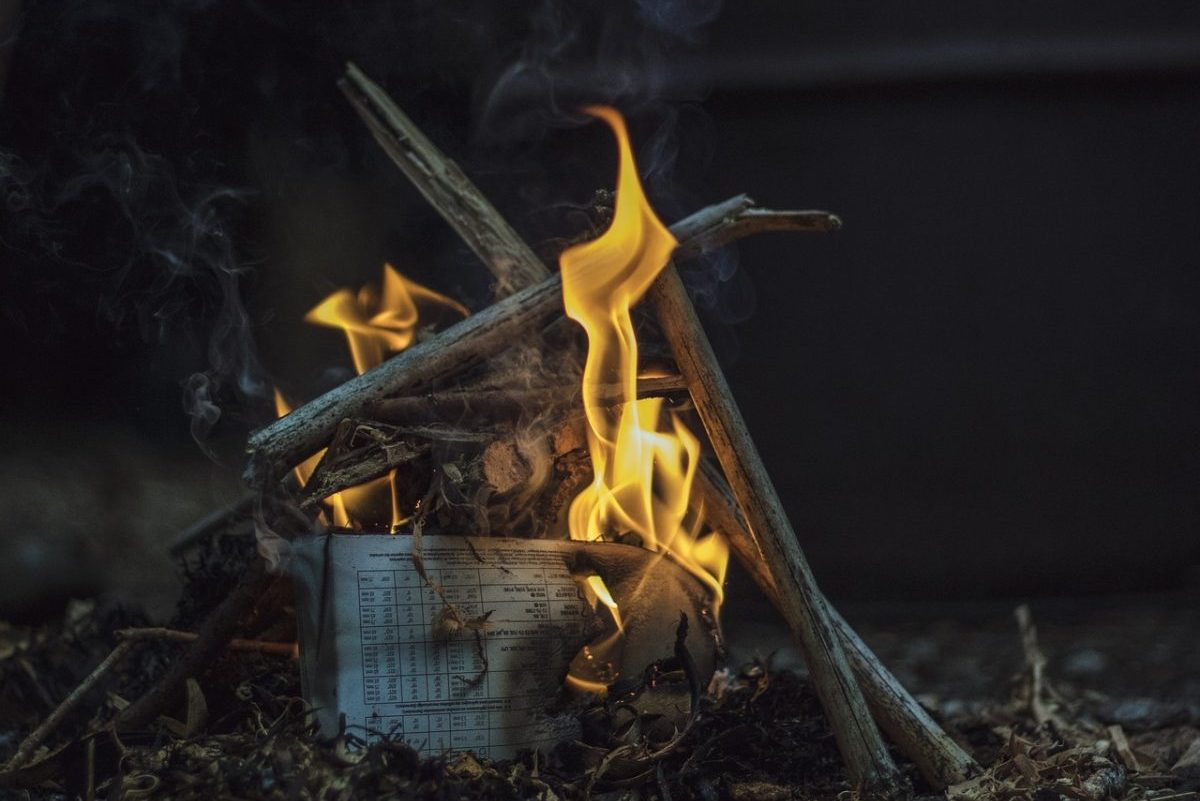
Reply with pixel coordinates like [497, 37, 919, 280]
[276, 263, 467, 530]
[561, 107, 729, 689]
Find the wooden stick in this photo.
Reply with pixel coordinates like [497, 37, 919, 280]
[674, 206, 841, 259]
[2, 641, 133, 771]
[694, 461, 980, 789]
[367, 374, 688, 424]
[341, 64, 551, 298]
[245, 273, 565, 484]
[647, 264, 905, 796]
[298, 422, 500, 509]
[115, 558, 271, 732]
[244, 195, 749, 484]
[298, 422, 432, 509]
[114, 628, 298, 659]
[298, 376, 688, 506]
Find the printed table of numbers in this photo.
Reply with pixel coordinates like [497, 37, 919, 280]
[338, 536, 589, 759]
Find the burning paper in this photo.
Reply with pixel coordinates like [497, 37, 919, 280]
[293, 533, 590, 757]
[286, 107, 728, 758]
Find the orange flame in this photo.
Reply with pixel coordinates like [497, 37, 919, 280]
[561, 107, 728, 688]
[277, 264, 467, 530]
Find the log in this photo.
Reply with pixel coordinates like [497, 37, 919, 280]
[245, 194, 765, 484]
[367, 374, 688, 425]
[647, 264, 905, 796]
[694, 460, 981, 789]
[341, 64, 551, 298]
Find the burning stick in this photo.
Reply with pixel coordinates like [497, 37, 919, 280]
[367, 374, 689, 424]
[646, 248, 905, 795]
[245, 195, 793, 484]
[294, 376, 687, 508]
[694, 460, 981, 789]
[340, 63, 550, 298]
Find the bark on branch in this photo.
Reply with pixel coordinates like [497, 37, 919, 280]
[694, 460, 981, 790]
[647, 263, 906, 797]
[341, 63, 551, 297]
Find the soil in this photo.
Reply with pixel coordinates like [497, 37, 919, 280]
[1, 536, 1197, 801]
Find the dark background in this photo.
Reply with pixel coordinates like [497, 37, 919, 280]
[1, 1, 1197, 615]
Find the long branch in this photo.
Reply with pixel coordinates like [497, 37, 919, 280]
[694, 460, 980, 789]
[647, 263, 905, 796]
[341, 64, 551, 297]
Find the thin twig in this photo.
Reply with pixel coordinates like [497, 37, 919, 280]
[674, 206, 841, 261]
[3, 641, 134, 771]
[113, 628, 298, 659]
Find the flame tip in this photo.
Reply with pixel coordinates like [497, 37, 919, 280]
[562, 108, 727, 693]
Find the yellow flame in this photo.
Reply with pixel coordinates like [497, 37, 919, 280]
[561, 107, 729, 690]
[305, 263, 468, 375]
[277, 265, 465, 530]
[585, 574, 624, 632]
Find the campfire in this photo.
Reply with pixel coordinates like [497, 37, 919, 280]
[262, 63, 972, 794]
[3, 61, 1196, 801]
